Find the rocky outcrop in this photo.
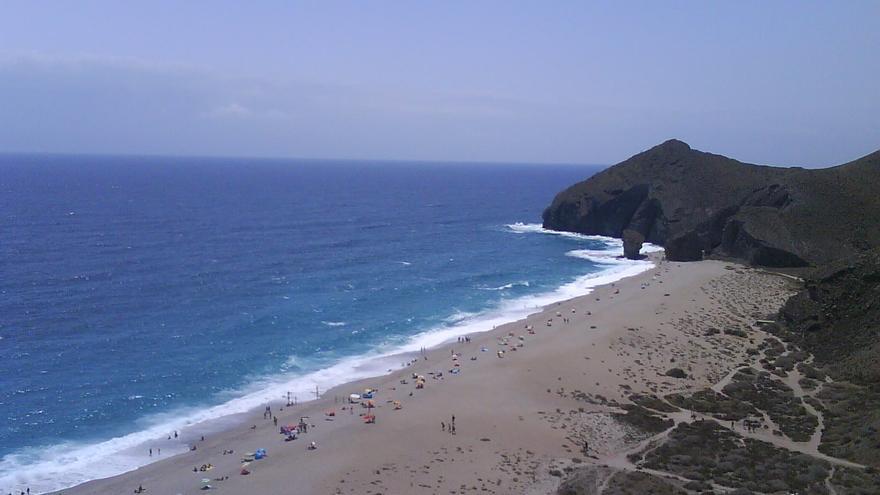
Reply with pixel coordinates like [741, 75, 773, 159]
[622, 229, 645, 260]
[542, 140, 880, 267]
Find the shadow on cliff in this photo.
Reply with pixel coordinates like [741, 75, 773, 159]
[543, 139, 880, 267]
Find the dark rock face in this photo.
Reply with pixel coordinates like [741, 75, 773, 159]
[622, 229, 645, 260]
[780, 250, 880, 384]
[542, 139, 880, 267]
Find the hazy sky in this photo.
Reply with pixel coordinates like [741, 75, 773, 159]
[1, 1, 877, 166]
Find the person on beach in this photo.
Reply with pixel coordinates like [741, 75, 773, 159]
[441, 421, 445, 432]
[149, 448, 152, 457]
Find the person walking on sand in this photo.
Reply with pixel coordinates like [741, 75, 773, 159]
[149, 448, 152, 457]
[441, 421, 445, 432]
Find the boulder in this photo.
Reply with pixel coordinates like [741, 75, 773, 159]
[622, 229, 645, 260]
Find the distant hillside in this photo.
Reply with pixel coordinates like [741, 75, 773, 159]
[542, 140, 880, 266]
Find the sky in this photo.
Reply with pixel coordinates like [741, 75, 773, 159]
[0, 1, 877, 167]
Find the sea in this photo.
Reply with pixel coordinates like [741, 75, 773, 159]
[0, 154, 657, 493]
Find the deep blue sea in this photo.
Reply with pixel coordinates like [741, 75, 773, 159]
[0, 154, 654, 493]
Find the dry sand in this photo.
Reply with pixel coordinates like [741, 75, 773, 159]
[53, 256, 797, 495]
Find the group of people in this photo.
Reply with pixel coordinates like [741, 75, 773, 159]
[741, 418, 762, 433]
[440, 414, 457, 434]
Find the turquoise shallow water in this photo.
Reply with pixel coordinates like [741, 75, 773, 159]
[0, 155, 644, 492]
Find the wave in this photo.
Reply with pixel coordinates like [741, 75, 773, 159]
[508, 222, 663, 261]
[321, 321, 347, 327]
[442, 310, 478, 324]
[478, 281, 530, 291]
[506, 222, 619, 242]
[566, 243, 663, 265]
[0, 351, 411, 493]
[0, 225, 663, 494]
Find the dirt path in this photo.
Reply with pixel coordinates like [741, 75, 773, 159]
[590, 323, 866, 494]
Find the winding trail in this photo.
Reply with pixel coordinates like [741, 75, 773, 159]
[593, 328, 866, 494]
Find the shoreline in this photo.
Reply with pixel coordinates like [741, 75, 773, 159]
[18, 243, 656, 494]
[49, 253, 798, 494]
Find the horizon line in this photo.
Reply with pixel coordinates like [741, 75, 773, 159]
[0, 149, 605, 168]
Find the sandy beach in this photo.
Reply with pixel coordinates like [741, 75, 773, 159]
[52, 256, 798, 495]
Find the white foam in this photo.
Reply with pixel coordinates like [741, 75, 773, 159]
[506, 222, 619, 243]
[0, 353, 402, 493]
[478, 281, 530, 291]
[321, 321, 347, 327]
[0, 225, 664, 494]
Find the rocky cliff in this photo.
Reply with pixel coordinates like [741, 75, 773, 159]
[780, 249, 880, 384]
[542, 140, 880, 266]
